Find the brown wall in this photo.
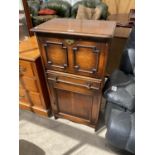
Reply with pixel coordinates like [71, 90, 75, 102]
[102, 0, 135, 14]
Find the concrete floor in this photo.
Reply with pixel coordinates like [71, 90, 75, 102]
[19, 110, 132, 155]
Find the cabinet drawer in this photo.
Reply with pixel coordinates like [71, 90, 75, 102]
[19, 60, 34, 77]
[29, 92, 43, 108]
[22, 76, 39, 92]
[19, 88, 29, 104]
[47, 71, 102, 94]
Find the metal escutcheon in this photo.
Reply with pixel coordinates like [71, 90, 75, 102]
[65, 39, 75, 45]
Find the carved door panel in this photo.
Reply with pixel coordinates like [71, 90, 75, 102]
[58, 89, 93, 120]
[48, 85, 94, 122]
[72, 41, 107, 78]
[39, 38, 69, 72]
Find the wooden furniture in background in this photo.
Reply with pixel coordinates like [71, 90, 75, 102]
[21, 0, 33, 36]
[106, 14, 132, 75]
[108, 13, 134, 28]
[19, 37, 51, 117]
[32, 19, 116, 129]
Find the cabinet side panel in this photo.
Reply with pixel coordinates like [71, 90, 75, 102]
[35, 58, 51, 110]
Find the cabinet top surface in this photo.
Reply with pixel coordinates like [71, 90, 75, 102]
[32, 18, 116, 38]
[19, 36, 40, 61]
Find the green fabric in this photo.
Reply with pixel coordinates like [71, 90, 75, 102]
[32, 15, 58, 26]
[84, 0, 101, 8]
[27, 1, 40, 16]
[29, 0, 71, 26]
[96, 3, 108, 19]
[41, 0, 71, 17]
[29, 0, 108, 27]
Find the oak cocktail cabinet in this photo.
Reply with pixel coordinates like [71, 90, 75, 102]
[32, 19, 116, 128]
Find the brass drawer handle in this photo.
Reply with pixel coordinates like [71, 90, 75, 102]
[48, 77, 99, 90]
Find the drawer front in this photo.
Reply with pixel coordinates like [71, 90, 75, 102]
[22, 76, 39, 92]
[20, 84, 44, 108]
[38, 36, 108, 78]
[19, 88, 29, 104]
[29, 92, 43, 108]
[47, 72, 102, 95]
[19, 60, 34, 77]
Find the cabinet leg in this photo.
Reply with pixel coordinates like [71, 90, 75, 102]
[54, 115, 58, 120]
[95, 125, 98, 132]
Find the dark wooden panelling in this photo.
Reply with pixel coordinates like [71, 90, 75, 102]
[56, 89, 93, 120]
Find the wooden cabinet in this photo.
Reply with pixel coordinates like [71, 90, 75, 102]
[32, 19, 116, 128]
[19, 37, 51, 117]
[106, 14, 132, 75]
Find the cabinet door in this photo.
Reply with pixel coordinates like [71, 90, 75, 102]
[19, 60, 34, 77]
[22, 76, 39, 92]
[71, 40, 109, 78]
[47, 73, 102, 125]
[39, 38, 69, 72]
[29, 92, 44, 108]
[19, 79, 32, 111]
[19, 88, 29, 104]
[38, 36, 109, 78]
